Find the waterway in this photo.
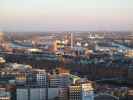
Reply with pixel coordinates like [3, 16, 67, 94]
[10, 42, 32, 49]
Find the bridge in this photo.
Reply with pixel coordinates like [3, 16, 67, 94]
[94, 93, 119, 100]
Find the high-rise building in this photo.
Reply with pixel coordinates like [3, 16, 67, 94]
[81, 83, 94, 100]
[36, 69, 47, 88]
[69, 85, 81, 100]
[69, 82, 94, 100]
[25, 69, 48, 88]
[16, 88, 46, 100]
[0, 85, 16, 100]
[128, 66, 133, 84]
[49, 74, 70, 88]
[16, 88, 28, 100]
[0, 88, 11, 100]
[0, 93, 11, 100]
[59, 88, 68, 100]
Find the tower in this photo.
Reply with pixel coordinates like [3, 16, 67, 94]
[71, 32, 73, 49]
[0, 32, 5, 42]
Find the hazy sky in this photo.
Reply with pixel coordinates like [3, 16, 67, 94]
[0, 0, 133, 31]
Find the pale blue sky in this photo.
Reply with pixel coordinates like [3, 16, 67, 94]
[0, 0, 133, 31]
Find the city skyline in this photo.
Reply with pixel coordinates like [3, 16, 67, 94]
[0, 0, 133, 31]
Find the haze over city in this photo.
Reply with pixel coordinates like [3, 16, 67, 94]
[0, 0, 133, 31]
[0, 0, 133, 100]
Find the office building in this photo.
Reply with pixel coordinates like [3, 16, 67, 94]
[69, 82, 94, 100]
[0, 85, 16, 100]
[59, 88, 68, 100]
[17, 88, 46, 100]
[49, 74, 70, 88]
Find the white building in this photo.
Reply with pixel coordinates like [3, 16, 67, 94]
[81, 83, 94, 100]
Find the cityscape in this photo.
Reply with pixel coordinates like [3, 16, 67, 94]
[0, 0, 133, 100]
